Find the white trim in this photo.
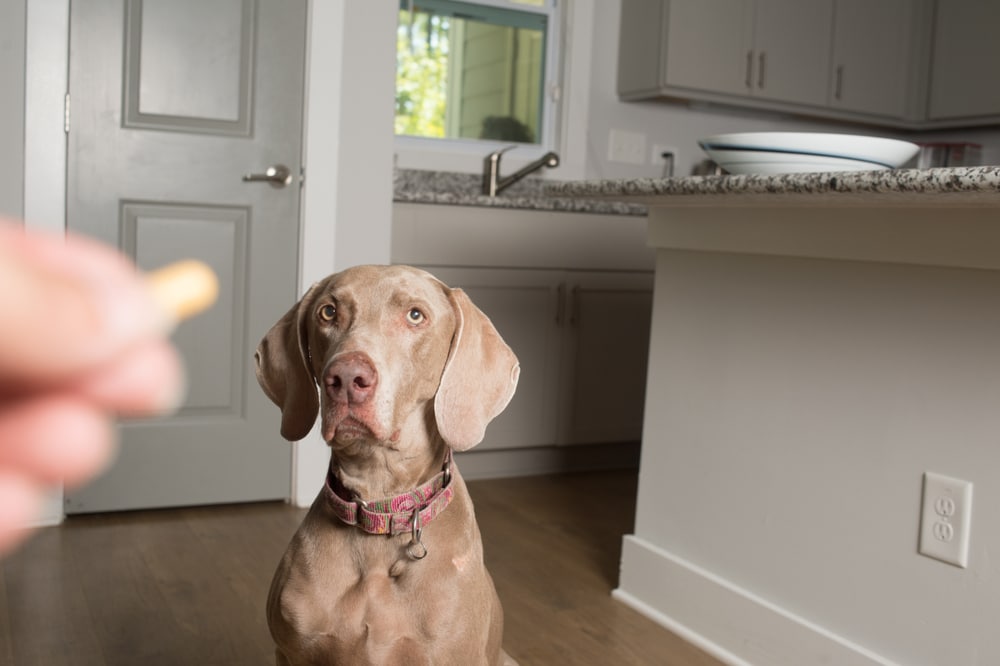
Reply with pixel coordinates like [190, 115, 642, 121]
[616, 536, 898, 666]
[24, 0, 70, 526]
[24, 0, 67, 238]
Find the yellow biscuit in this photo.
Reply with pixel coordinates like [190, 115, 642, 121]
[146, 260, 219, 323]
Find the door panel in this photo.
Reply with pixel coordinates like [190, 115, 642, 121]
[122, 203, 248, 418]
[65, 0, 305, 513]
[129, 0, 251, 126]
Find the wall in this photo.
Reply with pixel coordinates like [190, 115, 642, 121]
[0, 0, 26, 219]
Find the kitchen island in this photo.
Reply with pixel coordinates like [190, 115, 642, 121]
[550, 167, 1000, 666]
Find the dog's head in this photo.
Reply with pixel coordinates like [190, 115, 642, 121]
[254, 265, 519, 453]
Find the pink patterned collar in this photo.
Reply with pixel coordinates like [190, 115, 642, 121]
[324, 450, 454, 559]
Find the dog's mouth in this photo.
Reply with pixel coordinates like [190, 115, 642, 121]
[334, 417, 373, 439]
[321, 407, 378, 443]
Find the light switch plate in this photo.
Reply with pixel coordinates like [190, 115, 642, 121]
[608, 128, 647, 165]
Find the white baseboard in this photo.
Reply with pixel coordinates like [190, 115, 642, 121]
[615, 536, 897, 666]
[30, 487, 64, 527]
[455, 442, 640, 480]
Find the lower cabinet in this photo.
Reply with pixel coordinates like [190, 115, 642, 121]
[427, 266, 653, 451]
[560, 271, 653, 446]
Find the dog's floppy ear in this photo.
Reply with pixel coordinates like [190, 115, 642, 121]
[254, 284, 319, 441]
[434, 288, 520, 451]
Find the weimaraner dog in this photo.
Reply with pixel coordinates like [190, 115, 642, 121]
[255, 265, 520, 665]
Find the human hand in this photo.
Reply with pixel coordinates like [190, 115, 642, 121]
[0, 221, 189, 554]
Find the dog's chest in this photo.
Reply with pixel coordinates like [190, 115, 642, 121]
[277, 547, 446, 662]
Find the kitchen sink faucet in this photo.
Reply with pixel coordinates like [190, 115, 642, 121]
[482, 145, 560, 197]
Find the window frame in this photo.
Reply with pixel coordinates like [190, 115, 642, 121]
[394, 0, 563, 166]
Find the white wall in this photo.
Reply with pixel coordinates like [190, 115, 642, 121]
[21, 0, 69, 526]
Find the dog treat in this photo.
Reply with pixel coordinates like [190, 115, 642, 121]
[146, 260, 219, 323]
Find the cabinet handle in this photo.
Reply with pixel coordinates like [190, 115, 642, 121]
[745, 51, 753, 89]
[834, 65, 844, 100]
[758, 52, 766, 89]
[569, 286, 580, 327]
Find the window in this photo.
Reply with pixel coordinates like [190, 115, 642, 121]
[395, 0, 558, 147]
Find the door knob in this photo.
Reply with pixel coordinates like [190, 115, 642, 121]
[242, 164, 292, 187]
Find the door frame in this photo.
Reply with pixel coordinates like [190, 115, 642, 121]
[24, 0, 396, 523]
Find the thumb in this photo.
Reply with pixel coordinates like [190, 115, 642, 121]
[0, 224, 171, 386]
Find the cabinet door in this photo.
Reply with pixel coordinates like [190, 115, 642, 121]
[425, 267, 563, 450]
[927, 0, 1000, 120]
[828, 0, 911, 118]
[752, 0, 834, 106]
[559, 272, 654, 446]
[663, 0, 754, 96]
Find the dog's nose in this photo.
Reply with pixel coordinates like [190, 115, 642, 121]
[325, 353, 378, 404]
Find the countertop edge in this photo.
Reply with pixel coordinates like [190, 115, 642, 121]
[543, 166, 1000, 207]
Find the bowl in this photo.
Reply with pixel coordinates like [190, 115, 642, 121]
[698, 132, 920, 175]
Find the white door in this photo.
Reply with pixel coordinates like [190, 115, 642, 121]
[65, 0, 306, 513]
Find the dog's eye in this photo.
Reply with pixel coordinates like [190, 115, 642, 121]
[406, 308, 425, 325]
[319, 304, 336, 322]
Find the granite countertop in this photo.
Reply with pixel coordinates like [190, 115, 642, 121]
[393, 169, 648, 216]
[545, 166, 1000, 208]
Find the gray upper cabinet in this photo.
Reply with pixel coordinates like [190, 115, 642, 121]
[660, 0, 754, 97]
[619, 0, 1000, 129]
[623, 0, 833, 108]
[751, 0, 833, 107]
[828, 0, 914, 118]
[927, 0, 1000, 122]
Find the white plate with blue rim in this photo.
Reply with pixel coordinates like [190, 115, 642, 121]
[698, 132, 920, 175]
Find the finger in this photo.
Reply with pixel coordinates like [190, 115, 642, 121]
[0, 394, 118, 487]
[0, 223, 170, 385]
[70, 339, 186, 416]
[0, 473, 43, 556]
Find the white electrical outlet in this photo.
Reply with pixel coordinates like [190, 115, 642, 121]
[608, 128, 647, 165]
[919, 472, 973, 568]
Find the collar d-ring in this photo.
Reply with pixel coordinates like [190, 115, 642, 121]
[407, 509, 427, 560]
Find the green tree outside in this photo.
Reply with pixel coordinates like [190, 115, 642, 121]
[396, 10, 449, 138]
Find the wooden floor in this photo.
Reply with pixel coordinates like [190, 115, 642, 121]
[0, 470, 722, 665]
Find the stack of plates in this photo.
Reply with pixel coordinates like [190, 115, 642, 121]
[698, 132, 920, 175]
